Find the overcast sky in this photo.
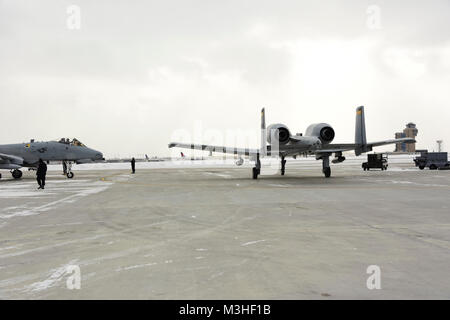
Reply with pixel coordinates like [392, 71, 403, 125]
[1, 0, 449, 158]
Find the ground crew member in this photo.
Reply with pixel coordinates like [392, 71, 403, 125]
[37, 159, 47, 189]
[131, 157, 136, 174]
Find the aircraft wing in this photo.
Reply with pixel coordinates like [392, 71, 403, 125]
[169, 142, 311, 157]
[314, 144, 358, 153]
[169, 137, 416, 157]
[168, 142, 259, 156]
[316, 138, 416, 154]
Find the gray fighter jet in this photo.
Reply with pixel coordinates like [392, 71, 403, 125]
[0, 138, 104, 179]
[169, 106, 416, 179]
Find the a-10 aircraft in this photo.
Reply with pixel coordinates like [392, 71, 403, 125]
[169, 106, 416, 179]
[0, 138, 104, 179]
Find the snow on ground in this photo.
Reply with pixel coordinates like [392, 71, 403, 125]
[43, 154, 418, 171]
[0, 154, 418, 221]
[0, 176, 130, 219]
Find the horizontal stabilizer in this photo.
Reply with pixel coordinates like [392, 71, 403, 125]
[367, 137, 415, 148]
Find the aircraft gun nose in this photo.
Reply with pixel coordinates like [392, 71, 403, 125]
[90, 148, 104, 160]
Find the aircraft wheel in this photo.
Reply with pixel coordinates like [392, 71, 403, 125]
[0, 173, 2, 179]
[419, 166, 425, 170]
[323, 167, 331, 178]
[12, 169, 22, 179]
[67, 172, 74, 179]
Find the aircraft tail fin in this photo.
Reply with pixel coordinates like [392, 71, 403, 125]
[355, 106, 367, 156]
[260, 108, 267, 156]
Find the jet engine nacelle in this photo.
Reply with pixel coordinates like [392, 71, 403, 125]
[266, 123, 291, 145]
[305, 123, 335, 144]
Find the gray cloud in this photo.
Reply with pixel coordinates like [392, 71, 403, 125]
[0, 0, 449, 156]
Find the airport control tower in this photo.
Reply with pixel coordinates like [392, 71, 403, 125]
[394, 123, 418, 152]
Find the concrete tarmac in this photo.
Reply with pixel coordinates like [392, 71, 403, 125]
[0, 162, 449, 299]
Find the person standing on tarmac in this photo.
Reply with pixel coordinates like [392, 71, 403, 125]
[131, 157, 136, 174]
[37, 159, 47, 189]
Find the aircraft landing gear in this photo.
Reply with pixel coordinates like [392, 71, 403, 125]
[281, 157, 286, 176]
[322, 156, 331, 178]
[252, 154, 261, 179]
[12, 169, 23, 179]
[63, 161, 74, 179]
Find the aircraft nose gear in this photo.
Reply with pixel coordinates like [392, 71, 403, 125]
[281, 157, 286, 175]
[322, 155, 331, 178]
[12, 169, 23, 179]
[252, 154, 261, 179]
[63, 161, 74, 179]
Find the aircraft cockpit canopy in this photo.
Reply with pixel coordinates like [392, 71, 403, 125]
[57, 138, 86, 147]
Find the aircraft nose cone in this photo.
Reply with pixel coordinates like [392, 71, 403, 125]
[90, 148, 103, 160]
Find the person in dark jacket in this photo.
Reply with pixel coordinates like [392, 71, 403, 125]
[131, 157, 136, 174]
[37, 159, 47, 189]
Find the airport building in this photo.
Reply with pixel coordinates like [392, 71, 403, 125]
[394, 123, 418, 152]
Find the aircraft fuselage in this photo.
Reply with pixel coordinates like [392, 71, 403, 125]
[0, 141, 103, 167]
